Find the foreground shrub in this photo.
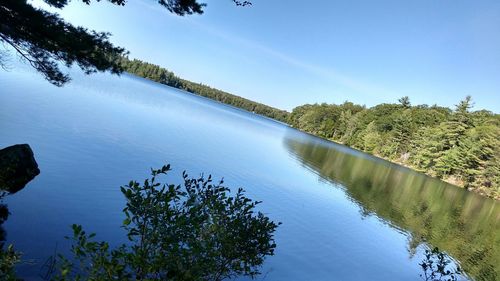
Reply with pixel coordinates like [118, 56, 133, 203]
[50, 164, 280, 281]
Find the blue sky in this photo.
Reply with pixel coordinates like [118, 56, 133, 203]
[33, 0, 500, 112]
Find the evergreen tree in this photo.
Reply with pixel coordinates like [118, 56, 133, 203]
[398, 96, 411, 108]
[336, 109, 352, 139]
[453, 95, 474, 127]
[410, 126, 442, 173]
[0, 0, 250, 85]
[390, 111, 413, 158]
[362, 121, 381, 153]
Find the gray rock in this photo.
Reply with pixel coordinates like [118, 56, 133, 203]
[0, 144, 40, 193]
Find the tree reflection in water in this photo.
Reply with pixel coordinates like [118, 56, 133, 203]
[284, 136, 499, 281]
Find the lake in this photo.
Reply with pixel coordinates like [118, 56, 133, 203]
[1, 65, 499, 280]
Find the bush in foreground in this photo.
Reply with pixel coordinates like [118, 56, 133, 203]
[47, 164, 280, 280]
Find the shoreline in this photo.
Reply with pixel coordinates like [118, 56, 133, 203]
[284, 124, 499, 201]
[122, 69, 498, 202]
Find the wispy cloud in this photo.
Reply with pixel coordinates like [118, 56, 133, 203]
[179, 19, 393, 100]
[136, 1, 393, 97]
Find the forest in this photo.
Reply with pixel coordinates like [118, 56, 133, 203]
[2, 0, 497, 280]
[288, 96, 500, 200]
[118, 58, 499, 200]
[118, 58, 290, 122]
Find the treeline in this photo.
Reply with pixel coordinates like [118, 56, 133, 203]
[288, 96, 500, 199]
[117, 57, 498, 199]
[118, 57, 289, 122]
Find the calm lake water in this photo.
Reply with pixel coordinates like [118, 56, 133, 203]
[1, 65, 499, 281]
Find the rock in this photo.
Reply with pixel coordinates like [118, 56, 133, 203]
[0, 144, 40, 193]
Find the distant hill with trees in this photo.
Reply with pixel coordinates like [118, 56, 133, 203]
[119, 56, 499, 200]
[118, 57, 290, 122]
[3, 0, 497, 199]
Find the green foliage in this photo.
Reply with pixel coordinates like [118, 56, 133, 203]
[119, 57, 290, 122]
[384, 110, 413, 159]
[361, 121, 381, 153]
[288, 102, 365, 140]
[288, 96, 500, 199]
[0, 193, 20, 281]
[50, 164, 279, 281]
[455, 95, 473, 115]
[0, 0, 250, 85]
[411, 126, 444, 172]
[0, 0, 127, 86]
[0, 244, 20, 281]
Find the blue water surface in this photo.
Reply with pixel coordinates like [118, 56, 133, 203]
[1, 65, 497, 280]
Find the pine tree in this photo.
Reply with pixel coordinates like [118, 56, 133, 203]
[398, 96, 411, 108]
[336, 110, 352, 140]
[0, 0, 250, 85]
[362, 121, 381, 153]
[410, 126, 446, 175]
